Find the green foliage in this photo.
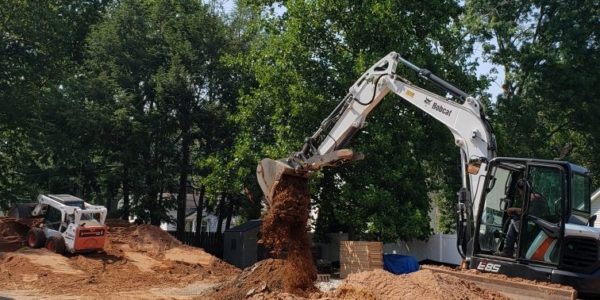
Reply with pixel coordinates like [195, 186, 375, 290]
[231, 0, 482, 241]
[0, 0, 237, 227]
[466, 0, 600, 186]
[84, 0, 234, 224]
[0, 0, 107, 205]
[2, 0, 597, 242]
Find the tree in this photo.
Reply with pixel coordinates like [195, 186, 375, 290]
[0, 0, 107, 207]
[466, 0, 600, 185]
[230, 0, 483, 241]
[85, 0, 233, 226]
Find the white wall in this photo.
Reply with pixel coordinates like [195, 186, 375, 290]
[313, 233, 460, 266]
[383, 233, 462, 265]
[592, 189, 600, 228]
[183, 212, 237, 233]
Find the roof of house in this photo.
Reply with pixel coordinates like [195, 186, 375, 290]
[225, 219, 262, 232]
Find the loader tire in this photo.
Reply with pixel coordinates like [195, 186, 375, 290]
[45, 236, 65, 254]
[26, 228, 46, 248]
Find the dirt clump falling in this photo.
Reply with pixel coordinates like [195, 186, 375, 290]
[260, 175, 317, 296]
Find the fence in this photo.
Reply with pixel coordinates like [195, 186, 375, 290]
[168, 231, 224, 258]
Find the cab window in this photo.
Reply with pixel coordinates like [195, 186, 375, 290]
[520, 165, 563, 264]
[45, 206, 63, 230]
[571, 173, 590, 213]
[478, 166, 512, 252]
[527, 166, 562, 221]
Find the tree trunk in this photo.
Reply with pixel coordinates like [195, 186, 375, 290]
[149, 191, 161, 226]
[176, 133, 191, 235]
[195, 185, 206, 234]
[146, 141, 161, 226]
[216, 192, 226, 233]
[122, 166, 130, 220]
[106, 179, 115, 215]
[146, 166, 160, 226]
[225, 196, 235, 230]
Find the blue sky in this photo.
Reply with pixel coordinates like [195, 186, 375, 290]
[474, 42, 504, 99]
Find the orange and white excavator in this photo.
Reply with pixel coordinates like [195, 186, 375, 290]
[25, 194, 107, 254]
[257, 52, 600, 298]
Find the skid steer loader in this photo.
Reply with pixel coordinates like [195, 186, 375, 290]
[24, 194, 107, 254]
[257, 52, 600, 298]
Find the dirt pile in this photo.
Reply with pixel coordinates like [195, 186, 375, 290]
[231, 267, 512, 299]
[260, 175, 317, 296]
[0, 220, 240, 298]
[0, 217, 31, 252]
[322, 269, 509, 300]
[106, 223, 181, 255]
[207, 259, 289, 299]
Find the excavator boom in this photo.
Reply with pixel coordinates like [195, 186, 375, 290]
[257, 52, 496, 211]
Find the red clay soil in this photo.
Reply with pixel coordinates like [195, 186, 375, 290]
[0, 249, 210, 295]
[207, 259, 289, 299]
[0, 220, 239, 298]
[234, 267, 513, 299]
[321, 269, 509, 300]
[106, 223, 182, 255]
[260, 175, 318, 296]
[0, 217, 31, 252]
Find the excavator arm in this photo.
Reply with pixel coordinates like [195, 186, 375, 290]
[257, 52, 497, 257]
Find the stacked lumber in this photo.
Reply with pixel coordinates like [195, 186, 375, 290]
[340, 241, 383, 278]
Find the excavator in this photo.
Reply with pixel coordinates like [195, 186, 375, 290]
[257, 52, 600, 298]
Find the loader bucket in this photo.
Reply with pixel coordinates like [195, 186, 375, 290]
[257, 158, 308, 205]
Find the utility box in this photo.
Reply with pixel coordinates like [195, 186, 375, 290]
[340, 241, 383, 278]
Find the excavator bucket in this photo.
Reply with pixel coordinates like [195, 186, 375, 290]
[257, 158, 308, 205]
[257, 149, 363, 204]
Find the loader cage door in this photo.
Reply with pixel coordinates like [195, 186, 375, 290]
[45, 206, 63, 231]
[518, 164, 565, 265]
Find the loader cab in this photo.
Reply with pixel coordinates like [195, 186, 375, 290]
[475, 158, 592, 262]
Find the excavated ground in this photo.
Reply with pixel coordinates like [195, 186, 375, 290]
[201, 176, 511, 300]
[199, 173, 574, 300]
[0, 205, 575, 300]
[0, 218, 240, 299]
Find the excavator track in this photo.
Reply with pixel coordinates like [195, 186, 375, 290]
[421, 265, 577, 300]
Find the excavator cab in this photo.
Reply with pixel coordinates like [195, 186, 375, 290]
[472, 157, 600, 297]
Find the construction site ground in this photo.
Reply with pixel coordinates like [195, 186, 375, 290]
[0, 217, 576, 299]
